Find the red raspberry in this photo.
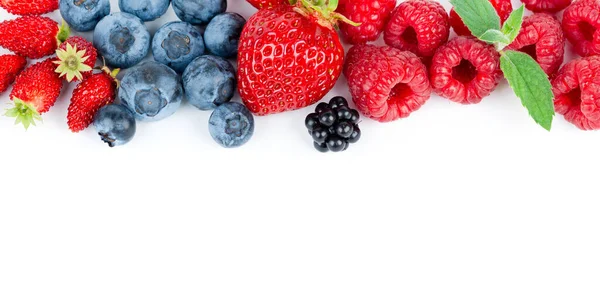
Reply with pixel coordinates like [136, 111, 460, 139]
[337, 0, 397, 44]
[343, 45, 431, 122]
[430, 37, 502, 104]
[449, 0, 512, 36]
[507, 13, 564, 76]
[520, 0, 572, 13]
[562, 0, 600, 57]
[383, 0, 450, 58]
[552, 56, 600, 130]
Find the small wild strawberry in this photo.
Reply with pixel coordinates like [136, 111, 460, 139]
[0, 16, 69, 59]
[0, 54, 26, 93]
[54, 36, 97, 82]
[0, 0, 58, 16]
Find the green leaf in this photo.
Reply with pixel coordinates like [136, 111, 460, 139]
[479, 29, 510, 45]
[501, 5, 525, 44]
[500, 50, 555, 131]
[449, 0, 501, 37]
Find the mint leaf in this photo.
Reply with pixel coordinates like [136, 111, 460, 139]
[479, 29, 510, 45]
[501, 5, 525, 44]
[500, 50, 554, 131]
[449, 0, 501, 37]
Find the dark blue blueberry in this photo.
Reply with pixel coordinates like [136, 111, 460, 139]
[204, 12, 246, 58]
[93, 13, 150, 69]
[93, 104, 136, 147]
[118, 61, 183, 122]
[59, 0, 110, 32]
[119, 0, 170, 22]
[183, 55, 236, 110]
[209, 102, 254, 148]
[172, 0, 226, 25]
[152, 21, 204, 73]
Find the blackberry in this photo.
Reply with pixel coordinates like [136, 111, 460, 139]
[305, 96, 362, 153]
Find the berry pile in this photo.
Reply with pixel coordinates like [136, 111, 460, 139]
[305, 96, 361, 153]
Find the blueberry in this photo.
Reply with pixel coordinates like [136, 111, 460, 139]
[314, 142, 329, 153]
[305, 113, 320, 131]
[326, 136, 346, 152]
[329, 96, 348, 108]
[318, 109, 337, 127]
[315, 102, 330, 114]
[336, 106, 353, 121]
[348, 125, 361, 143]
[350, 109, 360, 124]
[183, 55, 236, 110]
[209, 102, 254, 148]
[334, 121, 354, 138]
[59, 0, 110, 32]
[204, 12, 246, 58]
[93, 12, 150, 68]
[93, 104, 136, 147]
[119, 0, 170, 22]
[311, 126, 329, 144]
[172, 0, 226, 25]
[118, 61, 183, 121]
[152, 21, 205, 73]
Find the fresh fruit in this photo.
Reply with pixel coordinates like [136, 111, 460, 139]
[152, 21, 205, 73]
[520, 0, 571, 13]
[119, 0, 170, 22]
[94, 104, 136, 147]
[562, 0, 600, 57]
[209, 102, 255, 148]
[0, 54, 26, 93]
[93, 12, 150, 69]
[172, 0, 226, 25]
[59, 0, 110, 32]
[0, 16, 69, 59]
[430, 37, 502, 104]
[183, 55, 236, 110]
[54, 36, 97, 82]
[118, 61, 183, 122]
[336, 0, 396, 44]
[305, 96, 361, 153]
[247, 0, 288, 9]
[383, 0, 450, 58]
[343, 44, 431, 122]
[204, 12, 246, 58]
[449, 0, 512, 36]
[5, 58, 63, 129]
[237, 3, 346, 115]
[552, 56, 600, 130]
[506, 13, 564, 76]
[0, 0, 58, 15]
[67, 66, 119, 132]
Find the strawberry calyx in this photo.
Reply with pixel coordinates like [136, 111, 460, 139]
[54, 42, 93, 82]
[4, 97, 43, 130]
[101, 65, 121, 88]
[293, 0, 360, 29]
[56, 20, 70, 46]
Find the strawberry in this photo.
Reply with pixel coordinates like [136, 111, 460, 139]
[247, 0, 289, 9]
[0, 0, 58, 16]
[337, 0, 397, 44]
[5, 58, 63, 129]
[0, 54, 26, 93]
[0, 16, 69, 59]
[67, 66, 119, 132]
[54, 36, 97, 82]
[238, 1, 351, 115]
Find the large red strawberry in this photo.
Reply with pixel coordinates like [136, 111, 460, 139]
[5, 58, 63, 129]
[0, 16, 69, 59]
[0, 0, 58, 15]
[238, 1, 348, 115]
[67, 66, 119, 132]
[247, 0, 289, 9]
[54, 36, 97, 82]
[0, 54, 26, 93]
[337, 0, 397, 44]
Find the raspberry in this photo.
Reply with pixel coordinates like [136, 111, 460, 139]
[383, 0, 450, 58]
[562, 0, 600, 57]
[507, 13, 564, 76]
[430, 37, 502, 104]
[520, 0, 572, 13]
[449, 0, 512, 36]
[337, 0, 397, 44]
[343, 45, 431, 122]
[552, 56, 600, 130]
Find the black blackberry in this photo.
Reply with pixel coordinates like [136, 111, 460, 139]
[305, 96, 361, 153]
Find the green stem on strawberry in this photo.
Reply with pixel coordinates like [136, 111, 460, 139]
[56, 20, 70, 46]
[4, 98, 43, 130]
[293, 0, 360, 29]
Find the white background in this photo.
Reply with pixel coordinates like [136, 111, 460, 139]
[1, 0, 599, 281]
